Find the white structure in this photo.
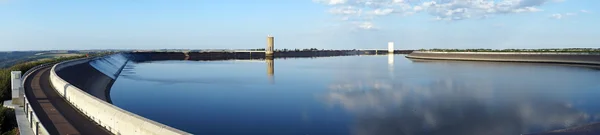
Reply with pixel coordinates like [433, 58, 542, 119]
[11, 71, 22, 105]
[388, 42, 394, 53]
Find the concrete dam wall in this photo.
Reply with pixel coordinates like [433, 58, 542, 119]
[406, 51, 600, 65]
[55, 54, 130, 103]
[50, 55, 191, 135]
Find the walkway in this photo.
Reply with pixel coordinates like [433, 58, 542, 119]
[24, 67, 111, 135]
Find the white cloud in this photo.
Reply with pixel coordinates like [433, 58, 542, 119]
[314, 0, 347, 5]
[550, 13, 563, 19]
[328, 6, 362, 15]
[370, 8, 394, 16]
[550, 12, 577, 19]
[423, 0, 547, 21]
[315, 0, 557, 29]
[413, 6, 423, 12]
[356, 22, 377, 30]
[580, 10, 590, 13]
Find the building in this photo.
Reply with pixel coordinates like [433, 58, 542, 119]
[11, 71, 22, 105]
[266, 35, 274, 56]
[388, 42, 394, 53]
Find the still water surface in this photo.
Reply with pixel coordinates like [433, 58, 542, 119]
[110, 55, 600, 135]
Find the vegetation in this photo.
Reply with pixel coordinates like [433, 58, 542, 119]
[419, 48, 600, 53]
[0, 51, 40, 68]
[0, 55, 86, 135]
[0, 50, 121, 68]
[0, 107, 16, 135]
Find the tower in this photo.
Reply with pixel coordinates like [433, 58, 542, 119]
[388, 42, 394, 53]
[266, 35, 274, 56]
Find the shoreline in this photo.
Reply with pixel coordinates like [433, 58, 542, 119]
[406, 51, 600, 65]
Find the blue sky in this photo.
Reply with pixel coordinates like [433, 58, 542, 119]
[1, 0, 598, 51]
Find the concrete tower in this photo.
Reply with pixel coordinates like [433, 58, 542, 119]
[266, 35, 274, 56]
[11, 71, 22, 105]
[388, 42, 394, 53]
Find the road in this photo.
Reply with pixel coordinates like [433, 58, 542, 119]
[24, 66, 111, 135]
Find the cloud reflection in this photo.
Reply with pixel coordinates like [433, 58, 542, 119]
[325, 79, 592, 135]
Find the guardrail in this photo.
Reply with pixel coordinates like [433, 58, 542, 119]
[50, 55, 191, 135]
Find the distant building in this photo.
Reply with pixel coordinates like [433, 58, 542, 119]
[266, 35, 274, 56]
[388, 42, 394, 53]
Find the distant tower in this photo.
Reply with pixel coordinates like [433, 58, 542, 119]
[266, 35, 275, 56]
[388, 42, 394, 53]
[11, 71, 23, 105]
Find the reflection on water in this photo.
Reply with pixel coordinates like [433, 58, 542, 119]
[119, 58, 277, 85]
[110, 55, 600, 135]
[388, 54, 394, 79]
[267, 58, 274, 84]
[326, 79, 592, 135]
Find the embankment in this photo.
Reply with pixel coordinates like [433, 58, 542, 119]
[406, 51, 600, 65]
[50, 55, 191, 135]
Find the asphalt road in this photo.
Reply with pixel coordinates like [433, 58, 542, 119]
[24, 66, 111, 135]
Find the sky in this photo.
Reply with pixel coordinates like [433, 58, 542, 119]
[1, 0, 599, 51]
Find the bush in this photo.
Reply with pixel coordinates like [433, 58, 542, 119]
[0, 128, 17, 135]
[0, 107, 16, 134]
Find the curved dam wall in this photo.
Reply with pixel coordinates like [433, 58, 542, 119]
[406, 51, 600, 65]
[54, 54, 129, 102]
[50, 55, 191, 135]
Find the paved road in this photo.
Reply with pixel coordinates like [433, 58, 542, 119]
[24, 66, 111, 135]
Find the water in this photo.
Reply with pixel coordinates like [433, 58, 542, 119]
[109, 55, 600, 135]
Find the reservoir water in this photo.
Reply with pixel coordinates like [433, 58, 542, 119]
[109, 54, 600, 135]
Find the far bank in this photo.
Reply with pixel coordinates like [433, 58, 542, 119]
[406, 51, 600, 65]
